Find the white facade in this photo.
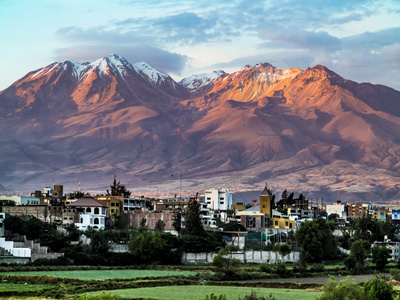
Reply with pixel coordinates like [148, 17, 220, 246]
[372, 241, 400, 260]
[0, 213, 5, 237]
[204, 188, 232, 211]
[76, 207, 106, 231]
[326, 203, 346, 218]
[0, 195, 22, 205]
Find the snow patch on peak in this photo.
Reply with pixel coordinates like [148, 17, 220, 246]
[132, 62, 170, 84]
[180, 70, 225, 90]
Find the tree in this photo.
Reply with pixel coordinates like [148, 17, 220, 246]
[155, 219, 165, 233]
[89, 230, 109, 256]
[317, 276, 363, 300]
[350, 239, 370, 271]
[212, 244, 241, 276]
[183, 198, 204, 236]
[295, 218, 338, 263]
[328, 213, 339, 222]
[273, 243, 291, 262]
[371, 245, 391, 270]
[106, 175, 130, 197]
[363, 276, 394, 300]
[172, 209, 182, 234]
[128, 231, 166, 263]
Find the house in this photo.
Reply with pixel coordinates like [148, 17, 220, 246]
[66, 195, 107, 231]
[372, 239, 400, 261]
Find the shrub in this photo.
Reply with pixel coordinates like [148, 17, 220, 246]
[239, 291, 277, 300]
[310, 263, 325, 272]
[259, 264, 273, 273]
[202, 293, 227, 300]
[363, 275, 394, 300]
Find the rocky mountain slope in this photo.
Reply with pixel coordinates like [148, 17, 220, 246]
[1, 55, 400, 201]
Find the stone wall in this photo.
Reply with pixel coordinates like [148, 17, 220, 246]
[122, 211, 176, 230]
[182, 250, 300, 265]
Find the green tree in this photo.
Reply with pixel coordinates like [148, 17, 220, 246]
[328, 213, 340, 222]
[371, 245, 391, 270]
[350, 239, 370, 272]
[272, 243, 291, 262]
[363, 276, 394, 300]
[183, 198, 204, 236]
[155, 219, 165, 233]
[295, 218, 338, 263]
[106, 175, 130, 197]
[212, 244, 241, 275]
[344, 254, 357, 272]
[172, 209, 182, 234]
[317, 276, 363, 300]
[89, 230, 109, 256]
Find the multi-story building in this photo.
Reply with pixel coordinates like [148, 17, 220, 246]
[373, 208, 387, 221]
[95, 195, 123, 217]
[66, 195, 107, 231]
[204, 188, 232, 211]
[326, 201, 346, 218]
[346, 203, 370, 219]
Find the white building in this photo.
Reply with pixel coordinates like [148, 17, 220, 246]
[326, 201, 346, 218]
[66, 195, 107, 231]
[204, 188, 232, 211]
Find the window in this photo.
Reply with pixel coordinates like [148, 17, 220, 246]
[111, 203, 115, 206]
[116, 203, 119, 207]
[220, 202, 224, 205]
[285, 222, 288, 226]
[220, 197, 224, 200]
[80, 218, 83, 223]
[275, 221, 278, 226]
[0, 215, 3, 219]
[111, 209, 115, 213]
[86, 208, 91, 213]
[94, 207, 99, 214]
[94, 218, 99, 225]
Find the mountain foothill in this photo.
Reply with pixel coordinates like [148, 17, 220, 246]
[1, 54, 400, 201]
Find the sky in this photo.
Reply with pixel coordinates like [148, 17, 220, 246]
[0, 0, 399, 91]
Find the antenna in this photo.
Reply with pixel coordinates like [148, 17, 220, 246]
[79, 178, 81, 193]
[179, 170, 182, 201]
[85, 182, 87, 194]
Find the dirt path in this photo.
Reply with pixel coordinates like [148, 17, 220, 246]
[240, 273, 389, 285]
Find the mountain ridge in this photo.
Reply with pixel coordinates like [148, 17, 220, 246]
[1, 54, 400, 201]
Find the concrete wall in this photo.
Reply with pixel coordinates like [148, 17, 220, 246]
[182, 250, 300, 265]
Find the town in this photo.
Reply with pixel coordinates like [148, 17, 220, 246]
[1, 177, 400, 270]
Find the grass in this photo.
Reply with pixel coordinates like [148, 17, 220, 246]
[0, 269, 197, 280]
[0, 283, 48, 292]
[85, 285, 321, 300]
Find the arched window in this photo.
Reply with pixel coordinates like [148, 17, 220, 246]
[94, 207, 99, 214]
[86, 208, 91, 213]
[94, 218, 99, 225]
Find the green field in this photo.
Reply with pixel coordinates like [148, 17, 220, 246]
[0, 283, 48, 293]
[0, 269, 198, 280]
[87, 285, 321, 300]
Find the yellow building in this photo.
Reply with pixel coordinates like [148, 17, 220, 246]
[95, 195, 123, 217]
[231, 203, 247, 211]
[259, 184, 295, 229]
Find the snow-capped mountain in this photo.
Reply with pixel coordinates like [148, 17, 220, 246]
[179, 70, 225, 96]
[1, 55, 400, 202]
